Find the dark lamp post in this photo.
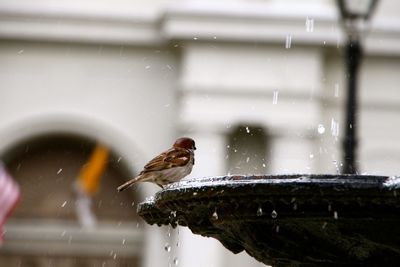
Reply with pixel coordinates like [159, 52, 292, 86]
[336, 0, 378, 174]
[337, 0, 378, 20]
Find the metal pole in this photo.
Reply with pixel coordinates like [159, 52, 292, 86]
[342, 38, 362, 174]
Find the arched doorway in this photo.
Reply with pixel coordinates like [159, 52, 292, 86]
[0, 133, 142, 267]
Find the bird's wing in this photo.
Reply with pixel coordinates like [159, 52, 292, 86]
[140, 148, 190, 174]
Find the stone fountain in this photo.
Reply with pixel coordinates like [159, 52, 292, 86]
[138, 174, 400, 266]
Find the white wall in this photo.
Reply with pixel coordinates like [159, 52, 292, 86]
[1, 0, 400, 267]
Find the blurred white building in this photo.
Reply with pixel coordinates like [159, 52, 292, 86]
[0, 0, 399, 266]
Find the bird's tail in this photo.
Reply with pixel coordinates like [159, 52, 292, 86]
[117, 176, 141, 192]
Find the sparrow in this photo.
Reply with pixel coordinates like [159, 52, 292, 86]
[117, 137, 196, 191]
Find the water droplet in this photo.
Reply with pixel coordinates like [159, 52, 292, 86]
[271, 210, 278, 219]
[285, 35, 292, 49]
[193, 192, 198, 196]
[272, 91, 279, 104]
[193, 37, 198, 40]
[113, 253, 117, 259]
[293, 202, 298, 211]
[211, 209, 219, 220]
[131, 201, 135, 207]
[122, 239, 126, 245]
[334, 83, 339, 97]
[18, 49, 24, 54]
[61, 201, 67, 208]
[164, 243, 171, 252]
[328, 204, 332, 212]
[213, 36, 217, 40]
[173, 257, 179, 265]
[275, 225, 280, 233]
[57, 168, 63, 174]
[309, 154, 314, 159]
[333, 211, 338, 220]
[322, 222, 328, 229]
[246, 157, 250, 163]
[331, 118, 339, 137]
[305, 17, 314, 32]
[145, 65, 151, 69]
[262, 163, 266, 168]
[317, 124, 325, 134]
[257, 206, 263, 216]
[245, 126, 250, 133]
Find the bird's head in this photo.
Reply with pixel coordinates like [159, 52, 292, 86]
[173, 137, 196, 151]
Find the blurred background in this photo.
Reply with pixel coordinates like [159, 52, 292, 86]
[0, 0, 399, 266]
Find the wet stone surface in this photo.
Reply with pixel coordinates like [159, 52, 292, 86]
[138, 174, 400, 267]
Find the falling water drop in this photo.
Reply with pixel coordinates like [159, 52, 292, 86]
[317, 124, 325, 134]
[164, 243, 171, 252]
[305, 17, 314, 32]
[334, 83, 339, 97]
[276, 225, 280, 233]
[61, 201, 67, 208]
[257, 206, 263, 216]
[57, 168, 63, 174]
[211, 209, 219, 220]
[333, 211, 338, 220]
[331, 118, 339, 137]
[272, 91, 279, 104]
[173, 257, 179, 265]
[245, 126, 250, 133]
[271, 210, 278, 219]
[285, 35, 292, 49]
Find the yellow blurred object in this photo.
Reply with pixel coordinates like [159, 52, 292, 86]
[78, 143, 109, 196]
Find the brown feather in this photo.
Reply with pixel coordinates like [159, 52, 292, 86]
[140, 147, 190, 174]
